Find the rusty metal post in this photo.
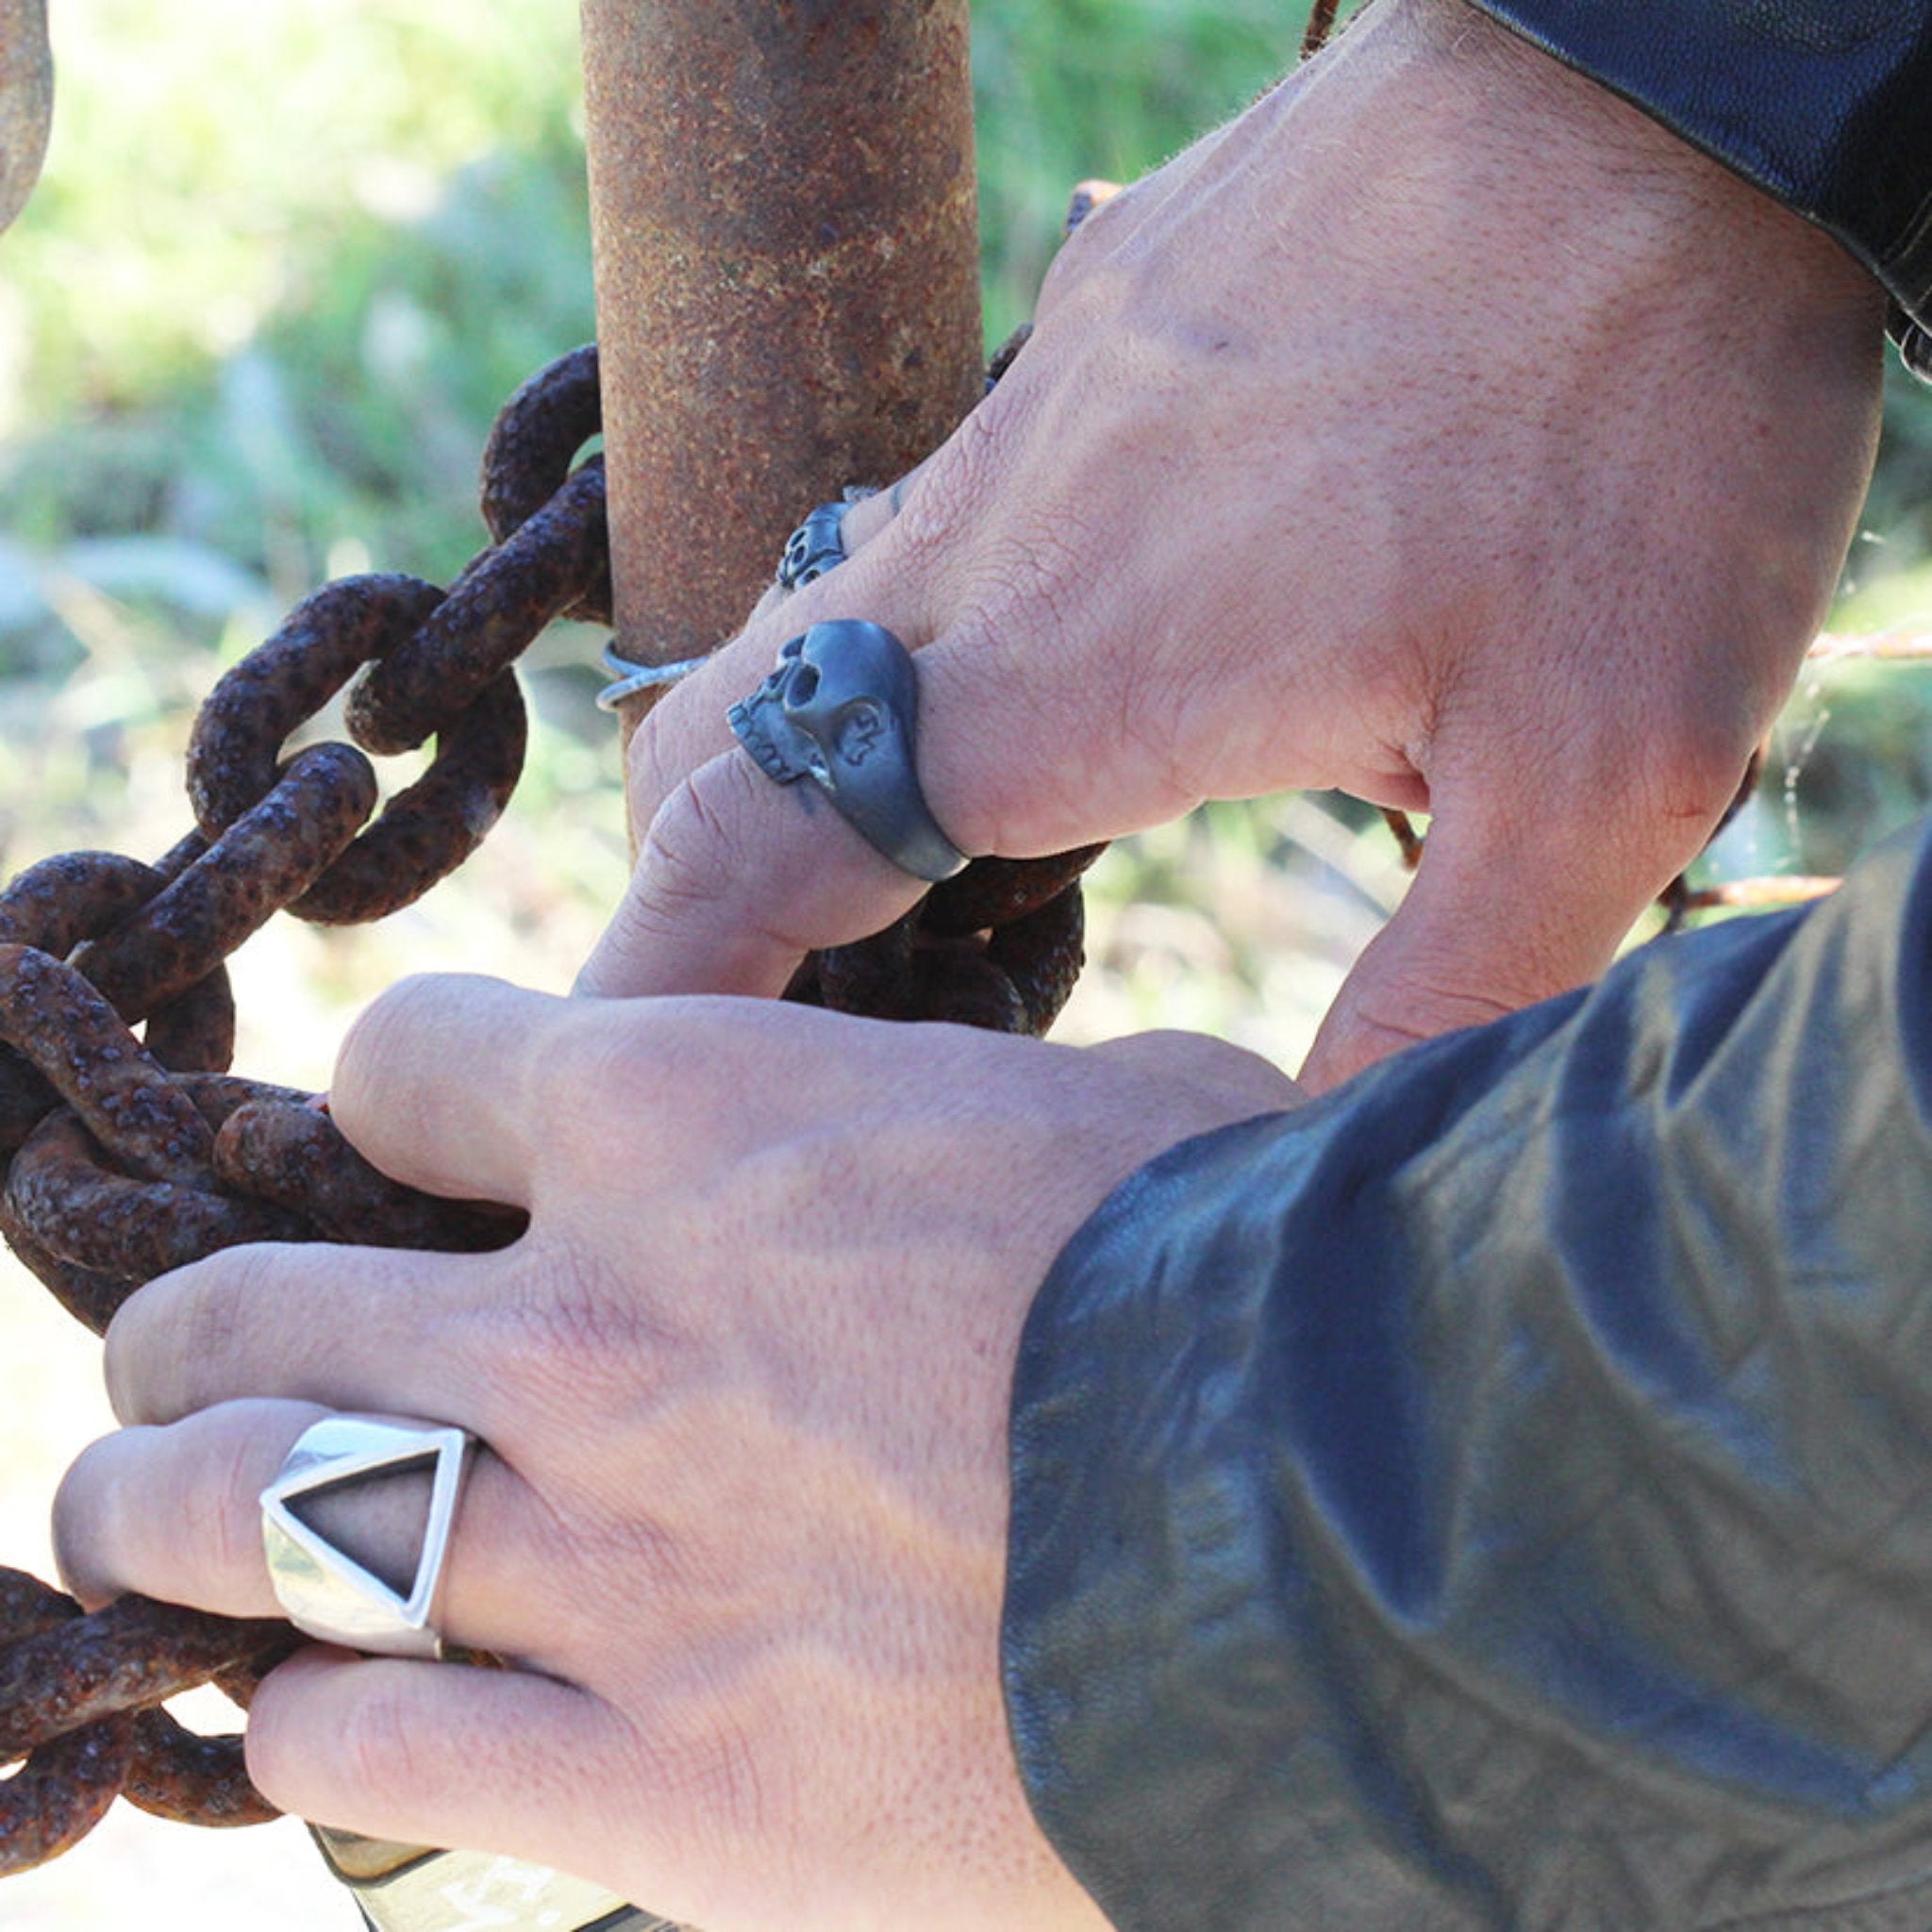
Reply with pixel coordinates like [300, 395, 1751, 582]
[580, 0, 983, 723]
[0, 0, 53, 234]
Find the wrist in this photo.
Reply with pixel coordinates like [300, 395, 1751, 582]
[1381, 0, 1888, 341]
[1415, 0, 1888, 340]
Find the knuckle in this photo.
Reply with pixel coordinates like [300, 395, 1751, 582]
[50, 1436, 119, 1598]
[100, 1295, 157, 1423]
[461, 1241, 682, 1456]
[1037, 191, 1137, 309]
[624, 707, 691, 824]
[633, 760, 756, 927]
[339, 971, 444, 1068]
[1641, 725, 1759, 832]
[620, 645, 755, 824]
[330, 1679, 426, 1811]
[238, 1670, 297, 1794]
[106, 1255, 250, 1423]
[333, 973, 457, 1119]
[892, 436, 991, 564]
[186, 1411, 278, 1594]
[628, 758, 848, 971]
[893, 381, 1042, 565]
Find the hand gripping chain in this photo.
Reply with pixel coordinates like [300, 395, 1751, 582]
[0, 341, 1104, 1876]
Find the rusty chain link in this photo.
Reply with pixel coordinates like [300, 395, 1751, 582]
[0, 337, 1101, 1876]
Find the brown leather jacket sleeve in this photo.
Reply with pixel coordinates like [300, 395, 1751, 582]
[1005, 817, 1932, 1927]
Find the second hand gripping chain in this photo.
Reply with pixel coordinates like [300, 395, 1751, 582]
[0, 341, 1102, 1875]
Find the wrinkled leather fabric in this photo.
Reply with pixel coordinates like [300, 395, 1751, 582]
[1006, 817, 1932, 1927]
[1465, 0, 1932, 368]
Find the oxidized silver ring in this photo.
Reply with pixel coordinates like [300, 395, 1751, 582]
[260, 1414, 476, 1660]
[727, 619, 969, 883]
[776, 501, 850, 591]
[775, 491, 874, 591]
[595, 641, 713, 711]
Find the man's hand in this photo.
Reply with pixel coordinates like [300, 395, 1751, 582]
[50, 977, 1298, 1931]
[578, 0, 1885, 1089]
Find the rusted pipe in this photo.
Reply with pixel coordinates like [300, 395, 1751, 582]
[580, 0, 984, 728]
[0, 0, 51, 234]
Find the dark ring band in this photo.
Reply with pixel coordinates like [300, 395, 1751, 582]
[775, 502, 852, 591]
[726, 619, 968, 883]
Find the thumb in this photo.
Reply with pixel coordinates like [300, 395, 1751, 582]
[1298, 791, 1691, 1093]
[575, 741, 929, 999]
[576, 539, 1183, 1000]
[575, 602, 1137, 1000]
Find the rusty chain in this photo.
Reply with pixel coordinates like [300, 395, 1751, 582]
[0, 339, 1101, 1875]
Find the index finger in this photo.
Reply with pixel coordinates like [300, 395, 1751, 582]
[327, 973, 568, 1206]
[578, 511, 979, 1001]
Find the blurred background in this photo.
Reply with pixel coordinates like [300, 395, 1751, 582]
[2, 0, 1930, 1924]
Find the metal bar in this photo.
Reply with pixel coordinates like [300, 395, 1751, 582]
[580, 0, 984, 724]
[0, 0, 53, 233]
[310, 1832, 677, 1932]
[1807, 631, 1932, 662]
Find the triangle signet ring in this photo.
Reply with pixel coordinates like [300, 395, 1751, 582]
[260, 1414, 476, 1659]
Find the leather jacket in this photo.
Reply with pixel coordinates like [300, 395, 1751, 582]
[1000, 10, 1932, 1924]
[1008, 820, 1932, 1930]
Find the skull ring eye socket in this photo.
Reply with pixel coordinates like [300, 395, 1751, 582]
[726, 618, 970, 882]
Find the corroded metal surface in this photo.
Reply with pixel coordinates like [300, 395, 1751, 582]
[796, 845, 1102, 1038]
[481, 342, 611, 625]
[0, 1571, 131, 1877]
[580, 0, 984, 698]
[0, 1595, 290, 1767]
[212, 1091, 527, 1251]
[0, 0, 50, 234]
[123, 1709, 279, 1829]
[0, 355, 596, 1862]
[347, 463, 606, 757]
[186, 573, 541, 926]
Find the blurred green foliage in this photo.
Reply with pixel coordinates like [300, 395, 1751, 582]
[0, 0, 1358, 597]
[974, 0, 1335, 340]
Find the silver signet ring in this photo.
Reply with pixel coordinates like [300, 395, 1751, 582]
[260, 1415, 476, 1659]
